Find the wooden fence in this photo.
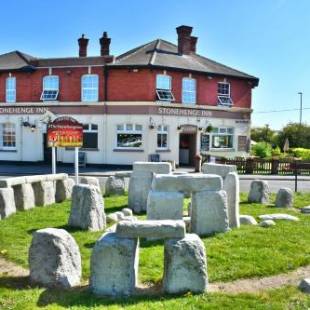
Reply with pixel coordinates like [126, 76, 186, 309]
[205, 157, 310, 176]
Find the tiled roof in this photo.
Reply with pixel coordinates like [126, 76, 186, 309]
[0, 51, 36, 71]
[113, 39, 259, 84]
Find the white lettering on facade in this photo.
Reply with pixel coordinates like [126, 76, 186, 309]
[158, 107, 212, 117]
[0, 107, 48, 114]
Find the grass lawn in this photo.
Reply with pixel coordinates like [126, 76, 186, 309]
[0, 192, 310, 309]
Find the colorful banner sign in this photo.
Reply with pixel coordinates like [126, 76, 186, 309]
[47, 116, 83, 147]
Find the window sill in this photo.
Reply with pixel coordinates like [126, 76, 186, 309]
[0, 149, 17, 152]
[210, 148, 235, 152]
[113, 148, 144, 153]
[156, 149, 171, 153]
[65, 148, 99, 152]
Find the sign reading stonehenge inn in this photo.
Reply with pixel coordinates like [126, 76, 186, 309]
[47, 117, 83, 148]
[157, 107, 213, 117]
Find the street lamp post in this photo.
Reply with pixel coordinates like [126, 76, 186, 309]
[298, 92, 303, 125]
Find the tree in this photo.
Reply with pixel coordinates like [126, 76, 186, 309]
[251, 125, 277, 145]
[276, 123, 310, 149]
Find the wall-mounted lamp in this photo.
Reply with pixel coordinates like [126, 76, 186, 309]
[149, 117, 155, 129]
[22, 118, 37, 132]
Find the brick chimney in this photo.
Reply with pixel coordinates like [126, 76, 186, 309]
[176, 25, 193, 55]
[78, 34, 89, 57]
[99, 32, 111, 56]
[190, 36, 198, 53]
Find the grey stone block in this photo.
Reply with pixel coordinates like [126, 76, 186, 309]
[239, 215, 258, 225]
[202, 163, 237, 178]
[163, 234, 207, 294]
[0, 188, 16, 219]
[299, 278, 310, 294]
[55, 179, 72, 203]
[14, 183, 35, 210]
[248, 180, 270, 204]
[259, 219, 276, 227]
[258, 213, 299, 221]
[152, 174, 222, 193]
[0, 176, 26, 187]
[191, 190, 229, 235]
[32, 181, 55, 206]
[68, 184, 106, 231]
[275, 187, 294, 208]
[29, 228, 81, 288]
[116, 220, 186, 239]
[147, 191, 184, 220]
[301, 206, 310, 214]
[105, 176, 125, 196]
[90, 232, 139, 296]
[223, 172, 240, 228]
[80, 176, 101, 192]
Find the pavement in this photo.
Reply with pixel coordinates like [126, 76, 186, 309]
[0, 162, 309, 192]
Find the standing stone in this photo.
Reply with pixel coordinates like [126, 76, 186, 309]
[191, 190, 229, 236]
[80, 177, 101, 192]
[55, 179, 72, 203]
[29, 228, 81, 288]
[0, 188, 16, 219]
[14, 183, 36, 210]
[90, 232, 139, 296]
[275, 188, 294, 208]
[147, 191, 184, 220]
[248, 180, 270, 204]
[68, 184, 105, 231]
[105, 176, 125, 196]
[128, 162, 172, 213]
[223, 172, 240, 228]
[32, 181, 55, 206]
[163, 234, 207, 294]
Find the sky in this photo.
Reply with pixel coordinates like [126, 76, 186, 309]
[1, 0, 309, 130]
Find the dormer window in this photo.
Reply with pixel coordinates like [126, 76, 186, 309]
[156, 74, 174, 102]
[41, 76, 59, 101]
[217, 82, 233, 107]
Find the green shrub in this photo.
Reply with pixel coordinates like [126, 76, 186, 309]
[271, 146, 282, 157]
[290, 148, 310, 160]
[251, 142, 272, 158]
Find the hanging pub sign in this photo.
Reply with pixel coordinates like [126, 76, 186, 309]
[47, 116, 83, 148]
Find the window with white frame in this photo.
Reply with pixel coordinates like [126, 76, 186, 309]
[0, 123, 16, 149]
[6, 77, 16, 103]
[211, 127, 234, 149]
[217, 82, 233, 106]
[157, 125, 168, 149]
[82, 124, 98, 149]
[182, 78, 196, 105]
[41, 75, 59, 101]
[156, 74, 174, 102]
[116, 124, 143, 148]
[81, 74, 99, 102]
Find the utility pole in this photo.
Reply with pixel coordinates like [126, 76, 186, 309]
[298, 92, 303, 125]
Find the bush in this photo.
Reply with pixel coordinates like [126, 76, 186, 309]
[290, 148, 310, 160]
[271, 146, 282, 157]
[251, 142, 272, 158]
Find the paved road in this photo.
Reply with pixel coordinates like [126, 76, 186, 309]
[0, 163, 309, 192]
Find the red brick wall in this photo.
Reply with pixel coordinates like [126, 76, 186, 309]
[107, 68, 253, 108]
[0, 66, 253, 108]
[0, 66, 105, 102]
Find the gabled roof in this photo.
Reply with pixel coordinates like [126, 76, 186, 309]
[113, 39, 259, 85]
[0, 51, 36, 71]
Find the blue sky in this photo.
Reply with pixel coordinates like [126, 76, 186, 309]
[1, 0, 309, 130]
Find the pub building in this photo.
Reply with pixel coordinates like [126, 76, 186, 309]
[0, 26, 258, 166]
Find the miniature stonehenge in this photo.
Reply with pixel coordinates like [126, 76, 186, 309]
[90, 220, 207, 296]
[0, 173, 72, 220]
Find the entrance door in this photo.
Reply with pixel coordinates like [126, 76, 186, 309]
[179, 133, 196, 166]
[43, 133, 53, 163]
